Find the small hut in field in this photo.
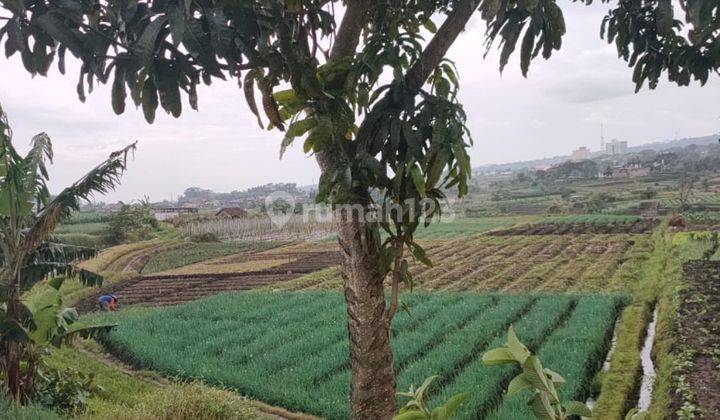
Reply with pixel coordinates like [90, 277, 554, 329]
[215, 207, 247, 219]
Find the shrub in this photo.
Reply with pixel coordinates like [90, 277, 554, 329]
[34, 367, 103, 416]
[189, 232, 221, 243]
[107, 201, 159, 243]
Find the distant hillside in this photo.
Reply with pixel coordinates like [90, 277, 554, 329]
[474, 133, 719, 173]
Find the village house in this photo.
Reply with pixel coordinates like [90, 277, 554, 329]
[216, 207, 248, 219]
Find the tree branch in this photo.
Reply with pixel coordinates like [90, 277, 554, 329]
[405, 0, 481, 92]
[329, 0, 373, 61]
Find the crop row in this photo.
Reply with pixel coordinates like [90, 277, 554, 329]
[541, 215, 642, 225]
[411, 234, 650, 293]
[90, 291, 625, 419]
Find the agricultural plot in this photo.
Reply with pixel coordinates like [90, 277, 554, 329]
[76, 243, 340, 310]
[487, 219, 658, 235]
[142, 241, 285, 274]
[410, 216, 534, 240]
[671, 261, 720, 418]
[410, 234, 652, 293]
[89, 291, 626, 420]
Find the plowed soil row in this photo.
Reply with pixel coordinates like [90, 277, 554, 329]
[487, 220, 659, 235]
[77, 251, 340, 312]
[671, 261, 720, 419]
[411, 234, 645, 292]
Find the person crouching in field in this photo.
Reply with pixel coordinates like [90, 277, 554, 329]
[98, 294, 119, 311]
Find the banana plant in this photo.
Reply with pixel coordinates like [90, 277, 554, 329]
[0, 102, 135, 401]
[394, 375, 469, 420]
[482, 326, 592, 420]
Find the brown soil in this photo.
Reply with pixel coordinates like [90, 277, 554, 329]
[672, 261, 720, 419]
[77, 250, 340, 313]
[486, 219, 659, 236]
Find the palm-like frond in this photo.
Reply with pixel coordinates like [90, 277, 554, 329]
[22, 142, 137, 252]
[23, 133, 53, 209]
[0, 104, 33, 223]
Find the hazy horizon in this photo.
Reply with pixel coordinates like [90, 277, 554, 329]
[1, 2, 718, 202]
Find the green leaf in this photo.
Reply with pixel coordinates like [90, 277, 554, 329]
[409, 242, 432, 267]
[34, 12, 85, 59]
[410, 165, 426, 198]
[430, 392, 469, 420]
[423, 19, 437, 33]
[531, 392, 556, 420]
[482, 347, 516, 366]
[137, 16, 168, 67]
[393, 410, 428, 420]
[655, 0, 674, 35]
[564, 401, 592, 418]
[167, 1, 186, 47]
[281, 118, 316, 159]
[523, 356, 554, 398]
[506, 373, 533, 396]
[273, 89, 298, 105]
[543, 368, 565, 385]
[156, 64, 182, 118]
[141, 77, 159, 124]
[111, 63, 127, 115]
[507, 325, 531, 363]
[48, 276, 65, 291]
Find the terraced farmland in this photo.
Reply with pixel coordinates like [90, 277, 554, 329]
[90, 291, 626, 420]
[487, 219, 658, 235]
[408, 234, 651, 292]
[76, 243, 340, 311]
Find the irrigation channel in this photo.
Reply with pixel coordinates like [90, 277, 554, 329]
[586, 304, 659, 414]
[638, 306, 659, 411]
[586, 318, 621, 410]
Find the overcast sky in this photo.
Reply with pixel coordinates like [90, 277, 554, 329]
[0, 2, 717, 203]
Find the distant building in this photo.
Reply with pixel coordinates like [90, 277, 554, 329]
[606, 139, 628, 155]
[571, 147, 591, 162]
[153, 206, 198, 221]
[611, 167, 650, 178]
[216, 207, 247, 219]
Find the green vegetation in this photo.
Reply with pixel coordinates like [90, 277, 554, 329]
[685, 211, 720, 225]
[542, 215, 642, 225]
[86, 291, 624, 419]
[44, 341, 266, 419]
[62, 212, 111, 225]
[142, 241, 282, 274]
[55, 222, 109, 235]
[0, 395, 59, 420]
[592, 225, 681, 419]
[107, 201, 160, 244]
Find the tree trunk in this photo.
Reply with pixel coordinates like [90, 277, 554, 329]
[336, 207, 397, 420]
[3, 295, 23, 401]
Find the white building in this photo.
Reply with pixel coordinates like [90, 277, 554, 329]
[606, 139, 628, 155]
[571, 146, 591, 161]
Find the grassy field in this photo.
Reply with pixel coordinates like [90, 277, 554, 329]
[142, 241, 284, 274]
[88, 291, 625, 419]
